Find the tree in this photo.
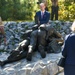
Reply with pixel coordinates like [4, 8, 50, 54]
[0, 0, 7, 20]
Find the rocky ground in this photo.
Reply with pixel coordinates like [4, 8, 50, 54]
[58, 72, 64, 75]
[0, 52, 63, 75]
[0, 20, 73, 75]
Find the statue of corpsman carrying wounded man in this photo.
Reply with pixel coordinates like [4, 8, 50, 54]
[0, 3, 63, 67]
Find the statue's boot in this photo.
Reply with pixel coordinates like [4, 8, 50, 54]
[26, 45, 33, 61]
[26, 30, 38, 61]
[38, 45, 46, 58]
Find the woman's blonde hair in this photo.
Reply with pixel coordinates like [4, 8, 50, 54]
[71, 21, 75, 32]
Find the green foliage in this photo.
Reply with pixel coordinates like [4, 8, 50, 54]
[0, 0, 37, 21]
[0, 0, 75, 21]
[58, 1, 75, 21]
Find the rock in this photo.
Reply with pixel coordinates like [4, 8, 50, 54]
[57, 71, 64, 75]
[0, 52, 62, 75]
[58, 66, 64, 73]
[30, 62, 48, 75]
[47, 62, 58, 75]
[0, 45, 5, 50]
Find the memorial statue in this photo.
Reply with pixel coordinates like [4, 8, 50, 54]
[28, 23, 64, 59]
[0, 24, 63, 67]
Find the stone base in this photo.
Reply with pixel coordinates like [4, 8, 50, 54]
[0, 52, 63, 75]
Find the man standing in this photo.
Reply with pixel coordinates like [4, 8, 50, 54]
[51, 0, 59, 20]
[35, 3, 50, 25]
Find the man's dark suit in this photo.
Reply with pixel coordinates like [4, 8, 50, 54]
[62, 33, 75, 75]
[35, 11, 50, 25]
[62, 33, 75, 65]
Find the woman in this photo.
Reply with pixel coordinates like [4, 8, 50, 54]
[62, 21, 75, 75]
[0, 17, 6, 45]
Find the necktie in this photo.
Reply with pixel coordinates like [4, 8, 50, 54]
[41, 12, 44, 18]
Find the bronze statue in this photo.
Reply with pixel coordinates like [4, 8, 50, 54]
[0, 24, 63, 67]
[26, 24, 64, 61]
